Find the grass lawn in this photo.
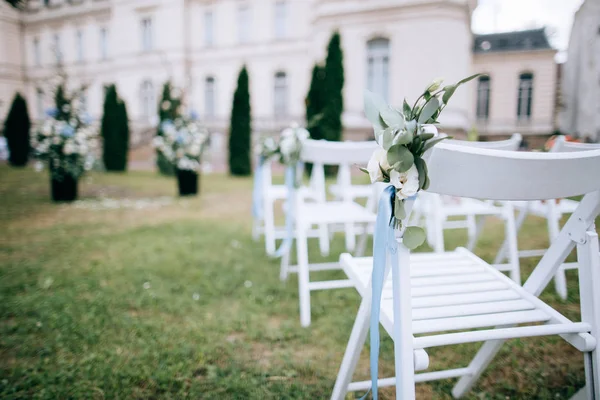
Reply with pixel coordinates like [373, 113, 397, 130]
[0, 164, 589, 399]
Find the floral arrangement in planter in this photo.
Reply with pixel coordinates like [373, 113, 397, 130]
[31, 82, 98, 202]
[362, 74, 482, 248]
[153, 117, 210, 196]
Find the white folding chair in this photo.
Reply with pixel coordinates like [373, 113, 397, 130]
[496, 135, 600, 300]
[411, 134, 523, 282]
[332, 142, 600, 399]
[280, 139, 378, 327]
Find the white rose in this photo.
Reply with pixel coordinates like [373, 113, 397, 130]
[176, 149, 184, 158]
[53, 136, 61, 145]
[421, 124, 438, 136]
[63, 140, 76, 155]
[279, 136, 295, 159]
[366, 148, 390, 183]
[188, 144, 201, 156]
[161, 101, 171, 111]
[390, 164, 419, 199]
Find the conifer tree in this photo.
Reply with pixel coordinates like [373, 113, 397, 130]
[228, 66, 252, 176]
[322, 31, 344, 143]
[4, 93, 31, 167]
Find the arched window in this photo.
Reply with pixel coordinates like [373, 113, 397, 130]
[140, 80, 155, 120]
[274, 71, 287, 117]
[366, 38, 390, 102]
[517, 72, 533, 120]
[476, 75, 491, 120]
[205, 76, 216, 119]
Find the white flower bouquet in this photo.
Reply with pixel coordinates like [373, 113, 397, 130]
[31, 86, 98, 182]
[153, 117, 209, 172]
[362, 74, 482, 248]
[256, 123, 310, 166]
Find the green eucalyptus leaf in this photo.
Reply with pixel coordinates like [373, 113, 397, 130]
[419, 133, 435, 141]
[403, 226, 426, 249]
[423, 173, 430, 190]
[392, 129, 413, 146]
[387, 145, 414, 172]
[382, 126, 396, 150]
[359, 167, 369, 174]
[380, 106, 405, 128]
[457, 73, 485, 86]
[414, 157, 426, 190]
[441, 85, 456, 104]
[423, 136, 449, 153]
[364, 90, 388, 131]
[424, 92, 432, 102]
[394, 196, 406, 220]
[403, 99, 412, 119]
[418, 97, 440, 124]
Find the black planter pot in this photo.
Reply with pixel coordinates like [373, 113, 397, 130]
[176, 169, 199, 196]
[51, 176, 78, 202]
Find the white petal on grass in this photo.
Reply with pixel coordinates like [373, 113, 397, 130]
[143, 282, 151, 290]
[244, 280, 253, 288]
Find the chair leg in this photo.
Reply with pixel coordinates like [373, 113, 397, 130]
[577, 231, 600, 397]
[355, 223, 369, 257]
[264, 199, 276, 256]
[331, 296, 371, 400]
[503, 206, 521, 284]
[434, 217, 445, 253]
[467, 215, 486, 252]
[452, 339, 506, 398]
[318, 223, 330, 257]
[495, 207, 528, 264]
[548, 210, 568, 300]
[296, 224, 312, 327]
[344, 223, 356, 252]
[279, 239, 291, 281]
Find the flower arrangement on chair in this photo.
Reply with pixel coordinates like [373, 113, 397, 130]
[153, 117, 210, 196]
[361, 74, 483, 249]
[31, 81, 98, 202]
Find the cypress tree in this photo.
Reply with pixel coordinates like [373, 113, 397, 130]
[305, 64, 326, 140]
[54, 84, 69, 120]
[4, 93, 31, 167]
[322, 31, 344, 143]
[117, 100, 130, 171]
[156, 81, 181, 175]
[228, 65, 252, 176]
[101, 84, 126, 171]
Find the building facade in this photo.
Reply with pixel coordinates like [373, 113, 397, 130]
[1, 0, 557, 144]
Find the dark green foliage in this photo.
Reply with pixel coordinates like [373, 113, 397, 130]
[4, 0, 25, 9]
[101, 85, 129, 171]
[305, 64, 326, 140]
[228, 66, 252, 176]
[156, 81, 182, 175]
[4, 93, 31, 167]
[53, 85, 69, 121]
[322, 31, 344, 143]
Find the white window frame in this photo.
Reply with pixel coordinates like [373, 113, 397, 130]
[204, 10, 214, 47]
[476, 75, 491, 120]
[140, 80, 155, 120]
[237, 5, 250, 44]
[205, 76, 216, 119]
[141, 17, 153, 52]
[274, 1, 287, 39]
[274, 71, 288, 118]
[76, 29, 84, 63]
[517, 72, 534, 120]
[33, 37, 41, 67]
[36, 88, 44, 119]
[366, 38, 390, 102]
[99, 27, 108, 61]
[53, 33, 62, 65]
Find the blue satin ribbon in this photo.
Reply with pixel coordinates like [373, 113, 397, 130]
[252, 156, 265, 220]
[364, 185, 400, 400]
[273, 165, 296, 257]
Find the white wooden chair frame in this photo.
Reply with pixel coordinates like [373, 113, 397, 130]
[496, 136, 600, 300]
[280, 139, 378, 327]
[332, 143, 600, 399]
[411, 134, 523, 282]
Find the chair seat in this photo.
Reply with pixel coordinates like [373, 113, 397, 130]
[299, 201, 376, 225]
[439, 198, 503, 217]
[329, 184, 373, 199]
[265, 186, 318, 201]
[340, 247, 592, 350]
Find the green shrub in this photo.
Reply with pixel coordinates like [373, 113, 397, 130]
[156, 81, 182, 175]
[101, 85, 129, 171]
[4, 93, 31, 167]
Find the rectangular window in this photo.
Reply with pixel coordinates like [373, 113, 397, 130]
[99, 27, 108, 60]
[141, 17, 153, 52]
[36, 88, 44, 119]
[53, 33, 62, 64]
[76, 30, 84, 62]
[237, 5, 250, 44]
[274, 1, 286, 39]
[476, 76, 490, 120]
[204, 10, 214, 47]
[205, 77, 216, 118]
[33, 37, 41, 66]
[517, 73, 533, 120]
[274, 72, 287, 117]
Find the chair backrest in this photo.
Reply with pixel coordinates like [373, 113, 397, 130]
[426, 143, 600, 201]
[300, 139, 379, 165]
[550, 135, 600, 153]
[450, 133, 522, 151]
